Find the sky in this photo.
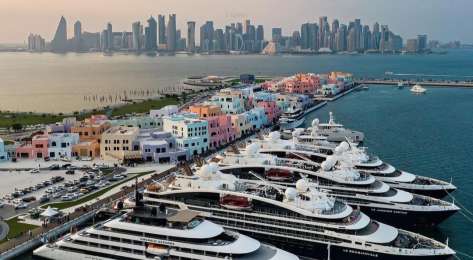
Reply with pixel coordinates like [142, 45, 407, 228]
[0, 0, 471, 44]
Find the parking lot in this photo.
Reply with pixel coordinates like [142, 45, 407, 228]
[0, 165, 127, 219]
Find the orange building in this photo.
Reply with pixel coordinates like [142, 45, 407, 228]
[70, 115, 111, 158]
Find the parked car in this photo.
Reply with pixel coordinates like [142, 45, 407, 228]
[22, 196, 36, 203]
[15, 203, 28, 210]
[48, 164, 60, 170]
[39, 195, 50, 203]
[65, 169, 75, 175]
[111, 174, 125, 181]
[61, 195, 73, 201]
[29, 168, 40, 174]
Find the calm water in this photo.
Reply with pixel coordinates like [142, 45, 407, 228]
[0, 49, 473, 112]
[20, 86, 473, 259]
[7, 50, 473, 258]
[303, 86, 473, 257]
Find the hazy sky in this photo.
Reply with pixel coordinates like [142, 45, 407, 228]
[0, 0, 471, 43]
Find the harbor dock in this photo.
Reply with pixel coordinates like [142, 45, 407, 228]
[355, 79, 473, 88]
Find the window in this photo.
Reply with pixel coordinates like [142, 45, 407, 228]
[51, 141, 57, 147]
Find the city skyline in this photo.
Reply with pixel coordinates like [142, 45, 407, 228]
[0, 0, 472, 44]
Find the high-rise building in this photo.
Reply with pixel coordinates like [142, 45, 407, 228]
[406, 39, 418, 52]
[361, 25, 371, 50]
[417, 34, 428, 51]
[166, 14, 177, 51]
[379, 25, 390, 52]
[158, 15, 166, 46]
[144, 16, 157, 51]
[28, 34, 46, 51]
[132, 21, 142, 51]
[371, 22, 381, 50]
[300, 23, 311, 49]
[73, 21, 82, 52]
[291, 31, 301, 48]
[106, 23, 113, 50]
[318, 16, 328, 48]
[51, 16, 68, 52]
[200, 21, 214, 52]
[256, 25, 264, 41]
[214, 29, 225, 51]
[187, 21, 196, 52]
[272, 28, 282, 43]
[244, 19, 251, 34]
[335, 24, 347, 51]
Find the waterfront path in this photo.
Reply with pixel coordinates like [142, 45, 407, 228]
[355, 79, 473, 88]
[0, 221, 8, 241]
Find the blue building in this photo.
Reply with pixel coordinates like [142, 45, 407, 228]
[162, 114, 209, 156]
[0, 138, 7, 161]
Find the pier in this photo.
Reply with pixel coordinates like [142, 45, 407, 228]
[355, 79, 473, 88]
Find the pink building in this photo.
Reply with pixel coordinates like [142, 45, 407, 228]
[283, 73, 320, 94]
[188, 104, 237, 150]
[16, 134, 49, 159]
[261, 73, 320, 94]
[257, 101, 281, 124]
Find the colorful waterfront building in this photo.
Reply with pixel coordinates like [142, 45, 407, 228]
[256, 100, 281, 124]
[150, 105, 179, 118]
[210, 89, 246, 114]
[15, 133, 49, 159]
[47, 133, 80, 159]
[321, 84, 342, 96]
[70, 115, 111, 158]
[162, 114, 209, 156]
[244, 107, 268, 130]
[46, 117, 77, 133]
[0, 138, 8, 161]
[138, 130, 188, 163]
[100, 126, 140, 161]
[231, 114, 251, 139]
[188, 104, 237, 150]
[110, 116, 163, 131]
[261, 73, 320, 94]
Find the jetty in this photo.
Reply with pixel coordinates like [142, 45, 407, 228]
[355, 79, 473, 88]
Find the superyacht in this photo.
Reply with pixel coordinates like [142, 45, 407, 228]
[213, 144, 459, 228]
[34, 192, 297, 260]
[272, 129, 456, 198]
[278, 106, 305, 130]
[143, 164, 455, 260]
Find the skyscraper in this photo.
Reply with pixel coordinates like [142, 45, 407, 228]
[145, 16, 157, 51]
[132, 21, 142, 51]
[200, 21, 214, 52]
[417, 34, 428, 51]
[371, 22, 381, 50]
[51, 16, 68, 52]
[106, 23, 113, 50]
[318, 16, 328, 48]
[73, 21, 82, 52]
[166, 14, 177, 51]
[187, 21, 196, 52]
[301, 23, 311, 49]
[272, 28, 282, 43]
[256, 25, 264, 41]
[158, 15, 166, 46]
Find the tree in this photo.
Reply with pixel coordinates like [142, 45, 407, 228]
[12, 123, 23, 132]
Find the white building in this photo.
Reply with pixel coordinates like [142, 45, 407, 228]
[47, 133, 80, 159]
[0, 138, 8, 161]
[150, 105, 179, 118]
[101, 126, 140, 161]
[163, 114, 209, 156]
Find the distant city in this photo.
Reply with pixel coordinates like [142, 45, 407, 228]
[26, 14, 464, 55]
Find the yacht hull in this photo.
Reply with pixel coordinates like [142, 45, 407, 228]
[240, 230, 454, 260]
[359, 205, 458, 229]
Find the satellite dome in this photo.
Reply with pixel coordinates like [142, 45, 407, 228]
[311, 118, 320, 127]
[334, 146, 343, 155]
[321, 156, 336, 171]
[198, 165, 212, 178]
[296, 179, 309, 193]
[268, 131, 281, 141]
[246, 143, 260, 155]
[208, 162, 219, 174]
[285, 188, 297, 201]
[339, 142, 350, 152]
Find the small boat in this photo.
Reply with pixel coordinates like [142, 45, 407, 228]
[265, 169, 293, 181]
[220, 194, 252, 210]
[397, 81, 404, 89]
[361, 85, 369, 90]
[410, 84, 427, 94]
